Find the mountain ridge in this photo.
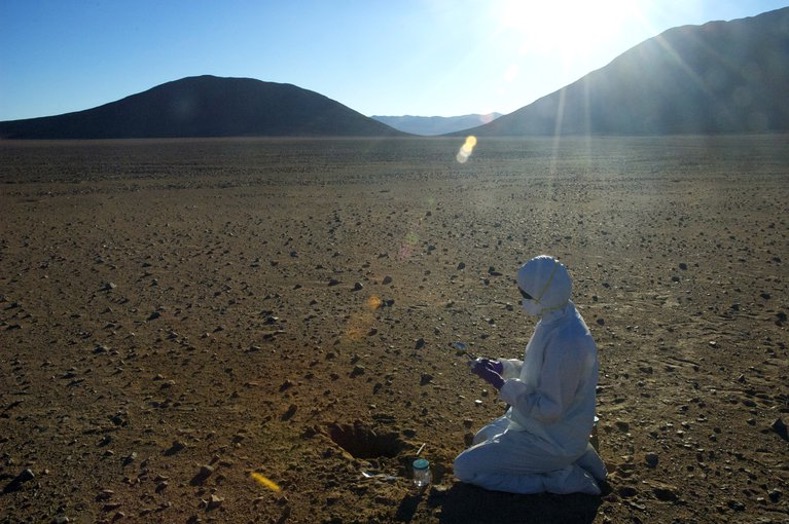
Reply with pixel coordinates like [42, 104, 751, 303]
[371, 113, 502, 136]
[0, 75, 407, 139]
[457, 7, 789, 136]
[2, 7, 788, 139]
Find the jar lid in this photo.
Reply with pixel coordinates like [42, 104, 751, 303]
[413, 458, 429, 470]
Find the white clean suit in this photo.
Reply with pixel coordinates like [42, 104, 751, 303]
[454, 256, 607, 494]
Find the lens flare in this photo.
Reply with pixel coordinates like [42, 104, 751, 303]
[456, 135, 477, 163]
[344, 295, 382, 341]
[367, 295, 382, 310]
[398, 230, 421, 260]
[251, 472, 281, 492]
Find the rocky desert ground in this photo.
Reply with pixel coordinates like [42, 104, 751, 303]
[1, 136, 787, 523]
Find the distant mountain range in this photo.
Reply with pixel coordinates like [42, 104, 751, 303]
[371, 114, 502, 135]
[459, 6, 789, 136]
[1, 7, 787, 139]
[0, 76, 406, 139]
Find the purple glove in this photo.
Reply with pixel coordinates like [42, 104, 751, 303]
[470, 358, 505, 390]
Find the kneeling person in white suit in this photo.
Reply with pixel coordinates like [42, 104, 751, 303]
[454, 255, 607, 494]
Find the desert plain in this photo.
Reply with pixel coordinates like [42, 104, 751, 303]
[0, 135, 787, 523]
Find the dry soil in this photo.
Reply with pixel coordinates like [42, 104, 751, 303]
[1, 136, 787, 523]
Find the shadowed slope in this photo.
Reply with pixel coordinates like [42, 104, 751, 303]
[462, 7, 789, 136]
[0, 75, 407, 139]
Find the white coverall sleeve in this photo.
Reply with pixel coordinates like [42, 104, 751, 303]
[499, 358, 523, 380]
[499, 344, 583, 424]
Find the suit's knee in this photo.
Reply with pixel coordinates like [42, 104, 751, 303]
[453, 452, 474, 482]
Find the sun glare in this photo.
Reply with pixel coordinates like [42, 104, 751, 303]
[496, 0, 636, 58]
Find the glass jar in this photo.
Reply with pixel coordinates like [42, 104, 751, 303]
[412, 458, 431, 488]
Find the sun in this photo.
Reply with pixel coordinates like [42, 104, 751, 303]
[495, 0, 637, 59]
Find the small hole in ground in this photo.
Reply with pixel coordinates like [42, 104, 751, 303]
[327, 422, 406, 459]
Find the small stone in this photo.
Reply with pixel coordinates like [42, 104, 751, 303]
[19, 469, 35, 482]
[382, 275, 393, 285]
[615, 420, 630, 432]
[420, 373, 434, 386]
[191, 465, 214, 485]
[122, 452, 136, 466]
[651, 483, 678, 502]
[96, 489, 114, 501]
[770, 418, 788, 441]
[353, 282, 364, 291]
[328, 278, 341, 286]
[768, 488, 782, 502]
[207, 494, 224, 510]
[645, 452, 659, 468]
[415, 338, 426, 349]
[457, 262, 466, 270]
[165, 440, 186, 455]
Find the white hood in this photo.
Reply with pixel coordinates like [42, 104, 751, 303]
[516, 255, 572, 315]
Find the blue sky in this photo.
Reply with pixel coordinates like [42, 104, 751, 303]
[1, 0, 787, 121]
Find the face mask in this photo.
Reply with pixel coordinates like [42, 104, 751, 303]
[521, 299, 542, 316]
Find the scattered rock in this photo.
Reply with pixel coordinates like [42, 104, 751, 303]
[769, 418, 788, 441]
[207, 494, 224, 510]
[382, 275, 393, 285]
[649, 482, 678, 502]
[645, 452, 659, 468]
[615, 420, 630, 432]
[3, 468, 34, 493]
[164, 440, 187, 455]
[281, 404, 298, 421]
[191, 465, 214, 486]
[122, 451, 137, 466]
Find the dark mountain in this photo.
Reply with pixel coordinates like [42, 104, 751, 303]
[0, 75, 407, 139]
[371, 113, 501, 135]
[460, 7, 789, 136]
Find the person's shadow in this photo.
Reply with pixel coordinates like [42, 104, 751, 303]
[396, 481, 605, 523]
